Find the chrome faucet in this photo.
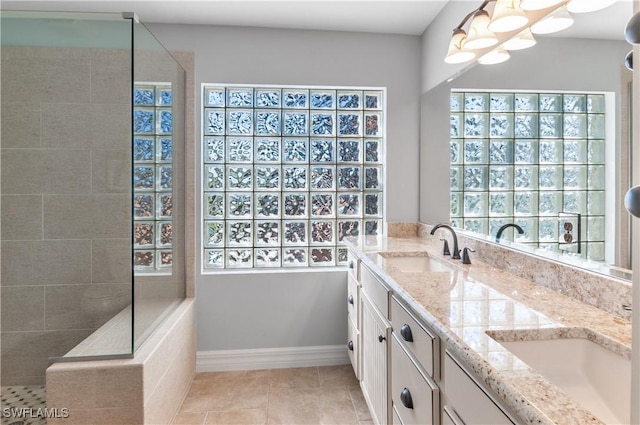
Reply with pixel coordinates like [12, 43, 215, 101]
[495, 223, 524, 243]
[430, 224, 460, 259]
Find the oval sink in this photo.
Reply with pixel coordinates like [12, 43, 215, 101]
[497, 337, 630, 424]
[379, 254, 452, 273]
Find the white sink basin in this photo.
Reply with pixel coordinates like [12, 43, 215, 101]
[498, 337, 630, 424]
[379, 254, 452, 273]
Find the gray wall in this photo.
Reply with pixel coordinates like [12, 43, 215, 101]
[147, 23, 422, 351]
[419, 37, 631, 224]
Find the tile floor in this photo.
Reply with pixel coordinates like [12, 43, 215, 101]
[171, 365, 373, 425]
[0, 385, 47, 425]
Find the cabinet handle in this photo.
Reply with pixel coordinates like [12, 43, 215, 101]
[400, 324, 414, 342]
[400, 388, 414, 409]
[348, 261, 355, 269]
[348, 295, 354, 305]
[378, 335, 386, 343]
[347, 340, 354, 351]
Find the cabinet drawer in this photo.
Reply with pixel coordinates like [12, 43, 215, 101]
[391, 296, 438, 379]
[347, 275, 359, 322]
[391, 336, 439, 425]
[361, 265, 389, 319]
[347, 313, 359, 379]
[347, 249, 360, 280]
[444, 350, 514, 425]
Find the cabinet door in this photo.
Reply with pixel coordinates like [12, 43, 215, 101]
[347, 312, 359, 379]
[361, 293, 390, 425]
[391, 336, 439, 425]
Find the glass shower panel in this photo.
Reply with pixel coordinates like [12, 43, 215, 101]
[132, 19, 186, 350]
[1, 10, 133, 386]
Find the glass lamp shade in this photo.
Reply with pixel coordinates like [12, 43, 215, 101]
[626, 11, 640, 44]
[488, 0, 529, 33]
[444, 29, 477, 64]
[624, 50, 633, 71]
[501, 27, 537, 50]
[566, 0, 616, 13]
[520, 0, 564, 11]
[530, 6, 574, 34]
[465, 10, 499, 49]
[478, 47, 511, 65]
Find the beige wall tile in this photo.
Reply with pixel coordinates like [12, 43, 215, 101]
[1, 60, 47, 103]
[46, 365, 97, 410]
[41, 103, 130, 150]
[1, 285, 45, 332]
[91, 149, 131, 194]
[92, 239, 132, 284]
[90, 103, 131, 150]
[43, 195, 130, 239]
[44, 284, 131, 331]
[41, 104, 92, 149]
[1, 329, 93, 385]
[95, 364, 143, 409]
[41, 58, 91, 104]
[1, 240, 92, 285]
[1, 103, 41, 148]
[144, 340, 194, 425]
[1, 149, 91, 194]
[91, 49, 132, 105]
[1, 195, 43, 240]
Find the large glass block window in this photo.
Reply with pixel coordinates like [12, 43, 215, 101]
[133, 84, 173, 271]
[450, 91, 606, 261]
[203, 85, 385, 268]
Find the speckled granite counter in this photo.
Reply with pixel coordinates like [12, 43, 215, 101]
[345, 235, 632, 425]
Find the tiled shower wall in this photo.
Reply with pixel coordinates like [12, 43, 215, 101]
[1, 46, 133, 385]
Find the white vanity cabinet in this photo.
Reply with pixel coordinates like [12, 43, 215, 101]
[360, 263, 391, 425]
[346, 248, 522, 425]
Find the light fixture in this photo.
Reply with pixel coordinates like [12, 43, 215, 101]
[488, 0, 529, 33]
[519, 0, 564, 11]
[501, 27, 537, 50]
[566, 0, 616, 14]
[478, 47, 511, 65]
[465, 10, 499, 49]
[530, 5, 574, 34]
[626, 11, 640, 44]
[445, 0, 617, 66]
[624, 50, 633, 71]
[444, 29, 477, 64]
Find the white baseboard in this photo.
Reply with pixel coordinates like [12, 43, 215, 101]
[196, 344, 350, 372]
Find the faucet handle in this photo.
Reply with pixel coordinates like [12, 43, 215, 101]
[439, 238, 450, 256]
[461, 247, 475, 265]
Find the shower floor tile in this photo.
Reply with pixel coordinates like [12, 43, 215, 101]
[1, 385, 47, 425]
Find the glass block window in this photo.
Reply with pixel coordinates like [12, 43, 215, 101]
[133, 84, 173, 271]
[203, 85, 385, 268]
[450, 91, 606, 261]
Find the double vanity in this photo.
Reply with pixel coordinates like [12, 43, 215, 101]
[344, 227, 632, 425]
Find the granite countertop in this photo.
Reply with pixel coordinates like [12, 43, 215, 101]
[345, 235, 632, 425]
